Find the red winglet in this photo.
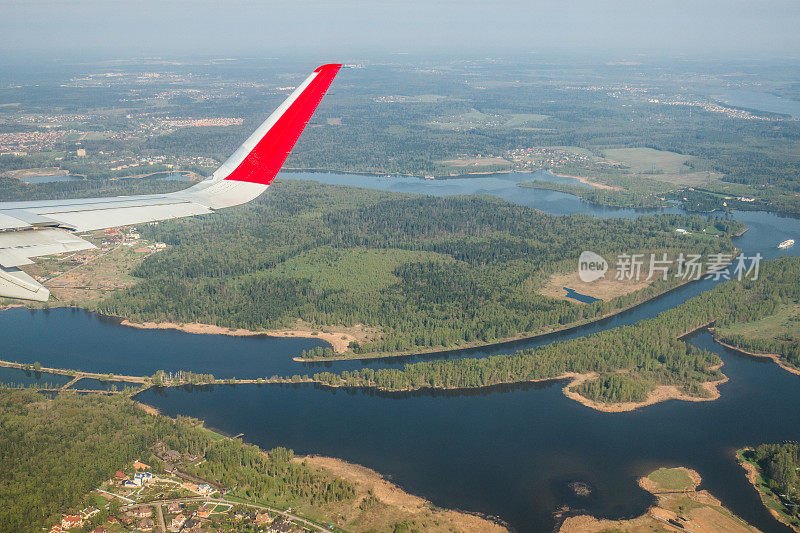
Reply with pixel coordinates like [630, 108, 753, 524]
[224, 63, 342, 184]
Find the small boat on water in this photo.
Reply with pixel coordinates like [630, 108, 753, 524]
[778, 239, 795, 249]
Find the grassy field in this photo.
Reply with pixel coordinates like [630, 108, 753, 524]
[647, 467, 695, 491]
[561, 467, 757, 532]
[601, 147, 721, 187]
[717, 304, 800, 344]
[504, 113, 550, 128]
[265, 247, 454, 293]
[441, 156, 511, 169]
[538, 271, 658, 303]
[603, 147, 692, 174]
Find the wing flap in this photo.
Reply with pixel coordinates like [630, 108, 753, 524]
[0, 228, 96, 267]
[37, 201, 213, 232]
[0, 266, 49, 302]
[0, 212, 33, 231]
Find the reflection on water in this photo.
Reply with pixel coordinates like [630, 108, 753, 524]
[138, 330, 799, 532]
[0, 366, 71, 388]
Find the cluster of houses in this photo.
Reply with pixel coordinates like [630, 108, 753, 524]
[113, 460, 153, 488]
[53, 453, 306, 533]
[49, 507, 100, 533]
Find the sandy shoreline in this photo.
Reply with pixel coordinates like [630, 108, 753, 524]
[560, 467, 756, 533]
[300, 455, 509, 532]
[302, 369, 726, 413]
[118, 319, 353, 353]
[713, 336, 800, 377]
[562, 371, 728, 413]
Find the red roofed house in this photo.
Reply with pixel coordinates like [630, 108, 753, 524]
[61, 515, 83, 530]
[114, 471, 127, 480]
[170, 514, 187, 530]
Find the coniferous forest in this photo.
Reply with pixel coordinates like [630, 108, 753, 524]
[98, 179, 742, 355]
[309, 257, 800, 403]
[0, 389, 355, 533]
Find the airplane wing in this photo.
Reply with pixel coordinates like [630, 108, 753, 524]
[0, 63, 342, 302]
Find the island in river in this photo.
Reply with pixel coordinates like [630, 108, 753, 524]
[561, 467, 759, 532]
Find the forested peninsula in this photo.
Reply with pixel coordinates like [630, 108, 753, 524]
[97, 179, 742, 357]
[308, 257, 800, 408]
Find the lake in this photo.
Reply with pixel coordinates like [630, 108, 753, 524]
[20, 173, 82, 183]
[3, 170, 800, 532]
[712, 88, 800, 119]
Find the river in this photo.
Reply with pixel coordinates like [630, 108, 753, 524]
[2, 170, 799, 532]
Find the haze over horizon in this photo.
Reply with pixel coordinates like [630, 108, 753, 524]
[2, 0, 799, 61]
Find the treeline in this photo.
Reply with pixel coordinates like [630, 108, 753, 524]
[519, 181, 671, 209]
[573, 374, 654, 403]
[188, 443, 355, 507]
[719, 333, 800, 368]
[0, 389, 355, 532]
[751, 443, 800, 506]
[98, 180, 742, 354]
[310, 257, 800, 404]
[0, 176, 188, 202]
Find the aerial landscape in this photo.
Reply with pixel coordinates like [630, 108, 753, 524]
[1, 1, 800, 532]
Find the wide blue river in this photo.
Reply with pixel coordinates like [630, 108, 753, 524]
[2, 170, 799, 532]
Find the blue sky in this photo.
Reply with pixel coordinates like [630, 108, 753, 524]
[2, 0, 799, 59]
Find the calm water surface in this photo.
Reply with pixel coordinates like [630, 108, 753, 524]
[3, 171, 800, 532]
[138, 330, 800, 532]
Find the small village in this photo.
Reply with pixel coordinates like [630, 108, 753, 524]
[48, 441, 320, 533]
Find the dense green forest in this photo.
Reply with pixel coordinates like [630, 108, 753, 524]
[0, 389, 160, 531]
[0, 388, 354, 532]
[573, 373, 654, 403]
[718, 331, 800, 369]
[308, 257, 800, 404]
[97, 180, 741, 355]
[751, 443, 800, 502]
[741, 443, 800, 529]
[0, 176, 188, 202]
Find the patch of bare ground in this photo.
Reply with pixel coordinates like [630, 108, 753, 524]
[135, 401, 160, 415]
[549, 172, 621, 190]
[2, 167, 69, 179]
[300, 455, 508, 532]
[561, 467, 759, 533]
[443, 156, 511, 168]
[539, 271, 658, 302]
[563, 372, 728, 413]
[117, 319, 362, 354]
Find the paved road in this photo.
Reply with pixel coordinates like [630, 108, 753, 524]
[155, 503, 166, 533]
[142, 496, 331, 532]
